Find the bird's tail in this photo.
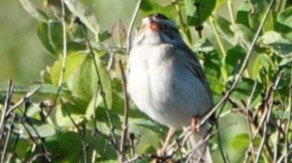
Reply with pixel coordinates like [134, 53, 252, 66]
[183, 124, 213, 163]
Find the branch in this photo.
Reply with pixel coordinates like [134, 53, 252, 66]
[126, 0, 142, 55]
[118, 59, 130, 162]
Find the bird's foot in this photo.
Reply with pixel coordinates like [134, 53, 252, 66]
[191, 116, 200, 133]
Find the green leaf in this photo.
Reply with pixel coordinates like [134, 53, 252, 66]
[140, 0, 159, 12]
[231, 133, 250, 149]
[233, 78, 263, 101]
[99, 31, 111, 42]
[38, 84, 59, 95]
[214, 16, 235, 44]
[67, 41, 87, 52]
[20, 123, 56, 138]
[284, 32, 292, 42]
[248, 53, 269, 79]
[236, 3, 250, 27]
[50, 52, 87, 86]
[0, 83, 60, 100]
[231, 133, 260, 149]
[230, 24, 254, 48]
[273, 109, 292, 120]
[64, 0, 100, 38]
[184, 0, 216, 26]
[58, 132, 83, 161]
[67, 56, 98, 101]
[19, 0, 48, 22]
[50, 104, 84, 127]
[248, 0, 274, 32]
[37, 22, 58, 55]
[13, 138, 32, 158]
[193, 38, 216, 53]
[259, 31, 292, 58]
[37, 21, 72, 56]
[67, 54, 112, 107]
[277, 7, 292, 29]
[140, 0, 176, 18]
[225, 45, 246, 75]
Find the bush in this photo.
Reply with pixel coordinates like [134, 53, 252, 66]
[0, 0, 292, 162]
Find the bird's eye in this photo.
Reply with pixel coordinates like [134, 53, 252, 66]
[161, 24, 169, 31]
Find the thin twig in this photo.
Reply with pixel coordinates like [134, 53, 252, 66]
[118, 59, 130, 162]
[5, 86, 41, 118]
[79, 20, 119, 152]
[94, 128, 124, 156]
[61, 99, 88, 163]
[283, 63, 292, 163]
[123, 155, 142, 163]
[128, 132, 136, 159]
[273, 120, 280, 163]
[181, 122, 235, 162]
[172, 0, 192, 46]
[126, 0, 142, 55]
[54, 0, 68, 106]
[243, 81, 258, 162]
[0, 80, 13, 142]
[0, 113, 15, 163]
[255, 71, 283, 163]
[20, 119, 51, 162]
[227, 0, 235, 24]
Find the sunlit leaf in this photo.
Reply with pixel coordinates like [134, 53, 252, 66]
[65, 53, 112, 112]
[20, 123, 56, 138]
[231, 133, 250, 149]
[236, 3, 250, 27]
[64, 0, 100, 38]
[19, 0, 48, 22]
[37, 21, 58, 55]
[231, 133, 260, 149]
[259, 31, 292, 58]
[51, 104, 84, 127]
[230, 24, 254, 48]
[50, 52, 86, 85]
[140, 0, 159, 12]
[214, 16, 235, 44]
[184, 0, 216, 26]
[277, 7, 292, 29]
[248, 53, 269, 79]
[67, 56, 98, 101]
[248, 1, 274, 32]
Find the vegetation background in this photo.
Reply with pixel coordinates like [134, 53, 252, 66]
[0, 0, 291, 162]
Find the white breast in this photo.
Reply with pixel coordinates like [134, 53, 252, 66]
[127, 44, 212, 129]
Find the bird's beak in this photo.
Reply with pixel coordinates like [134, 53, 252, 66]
[142, 17, 159, 31]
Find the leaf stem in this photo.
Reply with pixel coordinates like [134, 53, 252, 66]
[227, 0, 235, 25]
[208, 16, 228, 81]
[173, 0, 192, 46]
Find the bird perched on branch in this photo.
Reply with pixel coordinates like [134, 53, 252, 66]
[127, 13, 213, 163]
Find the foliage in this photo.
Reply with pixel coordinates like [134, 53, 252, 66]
[0, 0, 292, 162]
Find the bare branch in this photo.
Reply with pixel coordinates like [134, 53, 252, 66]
[126, 0, 142, 55]
[118, 59, 130, 162]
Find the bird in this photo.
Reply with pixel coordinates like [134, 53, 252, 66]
[127, 13, 214, 163]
